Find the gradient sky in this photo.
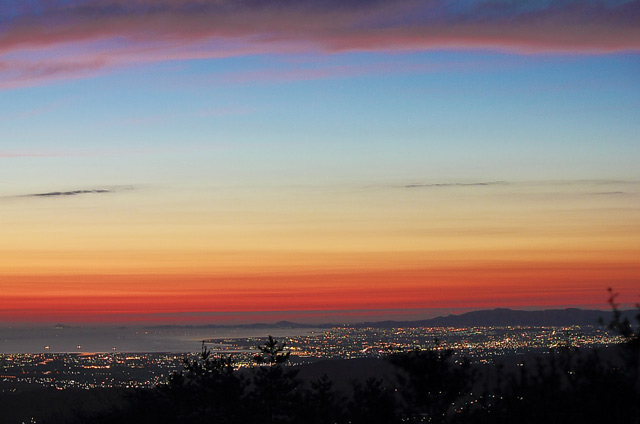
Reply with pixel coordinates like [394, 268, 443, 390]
[1, 0, 639, 324]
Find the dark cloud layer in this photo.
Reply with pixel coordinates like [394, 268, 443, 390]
[1, 1, 638, 88]
[2, 0, 638, 53]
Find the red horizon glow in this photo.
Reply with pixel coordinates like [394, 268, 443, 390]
[2, 262, 638, 324]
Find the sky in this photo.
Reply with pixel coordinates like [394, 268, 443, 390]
[1, 0, 639, 325]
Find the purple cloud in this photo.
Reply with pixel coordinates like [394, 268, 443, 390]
[1, 1, 638, 88]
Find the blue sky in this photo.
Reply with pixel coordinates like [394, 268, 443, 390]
[1, 1, 639, 324]
[2, 50, 638, 192]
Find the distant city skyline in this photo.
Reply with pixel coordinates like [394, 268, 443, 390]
[1, 1, 639, 324]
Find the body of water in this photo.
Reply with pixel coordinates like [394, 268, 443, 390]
[0, 326, 323, 353]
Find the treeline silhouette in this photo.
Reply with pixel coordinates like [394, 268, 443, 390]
[48, 292, 639, 424]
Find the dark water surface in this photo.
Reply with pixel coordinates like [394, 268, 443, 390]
[0, 326, 321, 353]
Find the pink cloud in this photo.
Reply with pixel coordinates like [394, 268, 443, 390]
[0, 57, 109, 90]
[1, 1, 638, 88]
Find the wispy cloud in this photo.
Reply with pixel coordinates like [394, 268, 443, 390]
[405, 181, 509, 189]
[401, 180, 640, 197]
[1, 0, 638, 89]
[2, 186, 135, 199]
[0, 57, 109, 90]
[25, 189, 111, 198]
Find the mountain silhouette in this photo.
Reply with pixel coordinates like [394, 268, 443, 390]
[148, 308, 636, 330]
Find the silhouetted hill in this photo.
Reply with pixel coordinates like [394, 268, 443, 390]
[354, 308, 635, 328]
[148, 308, 637, 330]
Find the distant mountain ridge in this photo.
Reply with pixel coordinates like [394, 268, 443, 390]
[148, 308, 637, 329]
[357, 308, 634, 328]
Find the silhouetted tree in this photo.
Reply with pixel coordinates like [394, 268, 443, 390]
[350, 377, 398, 424]
[602, 287, 640, 388]
[250, 336, 300, 423]
[388, 340, 471, 423]
[163, 341, 246, 423]
[39, 290, 640, 424]
[603, 288, 640, 342]
[464, 289, 640, 424]
[254, 335, 292, 365]
[298, 373, 347, 424]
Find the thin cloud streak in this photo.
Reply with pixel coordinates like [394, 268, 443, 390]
[402, 180, 639, 189]
[399, 180, 640, 200]
[0, 57, 109, 90]
[1, 186, 135, 199]
[405, 181, 509, 189]
[26, 189, 111, 197]
[1, 0, 638, 88]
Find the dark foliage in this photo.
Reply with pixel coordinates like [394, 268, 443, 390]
[350, 377, 398, 424]
[38, 293, 640, 424]
[254, 335, 291, 365]
[160, 341, 247, 423]
[298, 374, 347, 424]
[246, 335, 302, 423]
[388, 340, 471, 423]
[464, 289, 640, 424]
